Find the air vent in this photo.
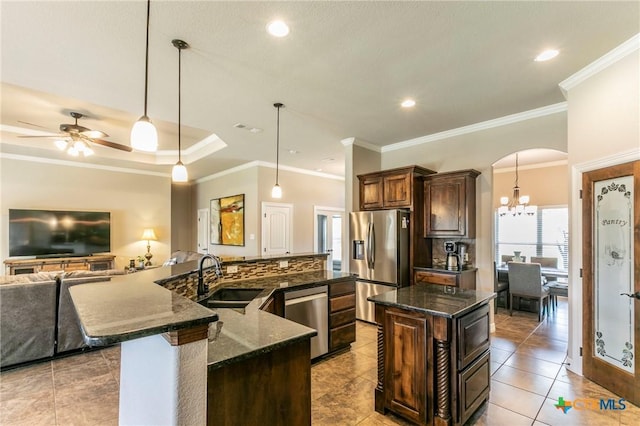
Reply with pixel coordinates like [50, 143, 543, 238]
[233, 123, 247, 129]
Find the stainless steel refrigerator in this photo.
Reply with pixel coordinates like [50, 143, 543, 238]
[349, 210, 410, 323]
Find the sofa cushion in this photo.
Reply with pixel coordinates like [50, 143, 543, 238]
[0, 280, 57, 367]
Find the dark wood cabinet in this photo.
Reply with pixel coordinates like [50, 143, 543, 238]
[358, 166, 434, 211]
[328, 279, 356, 352]
[414, 268, 477, 290]
[382, 308, 428, 424]
[375, 301, 490, 425]
[424, 170, 480, 238]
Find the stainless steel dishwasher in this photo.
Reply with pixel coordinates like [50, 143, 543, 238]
[284, 286, 328, 359]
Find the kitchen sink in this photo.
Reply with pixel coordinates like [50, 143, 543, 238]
[198, 288, 264, 309]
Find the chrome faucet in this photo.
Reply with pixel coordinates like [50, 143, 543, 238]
[198, 254, 223, 296]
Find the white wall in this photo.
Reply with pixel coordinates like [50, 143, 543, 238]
[565, 46, 640, 375]
[0, 157, 172, 269]
[194, 163, 345, 257]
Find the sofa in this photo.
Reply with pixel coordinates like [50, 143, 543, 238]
[0, 269, 125, 369]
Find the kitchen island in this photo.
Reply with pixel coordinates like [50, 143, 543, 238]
[69, 253, 355, 425]
[369, 284, 494, 426]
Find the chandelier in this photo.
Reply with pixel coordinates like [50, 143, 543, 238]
[498, 153, 537, 216]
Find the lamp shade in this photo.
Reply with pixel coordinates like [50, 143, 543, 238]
[131, 116, 158, 152]
[172, 162, 188, 182]
[271, 183, 282, 199]
[141, 228, 157, 241]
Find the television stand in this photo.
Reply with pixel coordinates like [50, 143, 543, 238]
[4, 255, 115, 275]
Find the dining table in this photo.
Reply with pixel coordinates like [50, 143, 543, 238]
[497, 264, 569, 309]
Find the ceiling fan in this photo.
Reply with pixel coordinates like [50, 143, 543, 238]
[18, 111, 133, 156]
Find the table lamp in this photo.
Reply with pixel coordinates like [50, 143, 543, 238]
[141, 228, 157, 266]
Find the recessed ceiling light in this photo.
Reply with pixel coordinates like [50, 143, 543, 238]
[267, 20, 289, 37]
[249, 127, 263, 133]
[534, 49, 559, 62]
[401, 99, 416, 108]
[288, 149, 299, 154]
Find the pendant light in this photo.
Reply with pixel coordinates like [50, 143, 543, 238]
[272, 103, 284, 198]
[131, 0, 158, 152]
[498, 153, 537, 216]
[171, 39, 189, 183]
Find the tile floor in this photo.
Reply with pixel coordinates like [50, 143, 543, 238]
[1, 298, 638, 425]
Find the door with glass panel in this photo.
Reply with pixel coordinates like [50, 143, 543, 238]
[582, 160, 639, 405]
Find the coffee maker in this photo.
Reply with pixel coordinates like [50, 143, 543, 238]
[444, 241, 460, 271]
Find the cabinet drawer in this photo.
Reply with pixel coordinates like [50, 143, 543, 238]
[457, 304, 490, 369]
[330, 308, 355, 328]
[41, 263, 64, 272]
[458, 351, 490, 424]
[329, 280, 355, 297]
[330, 293, 355, 313]
[330, 322, 356, 350]
[64, 262, 88, 271]
[415, 271, 456, 286]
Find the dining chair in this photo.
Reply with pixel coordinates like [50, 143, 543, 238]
[508, 262, 550, 321]
[494, 261, 509, 313]
[530, 256, 559, 305]
[501, 254, 526, 264]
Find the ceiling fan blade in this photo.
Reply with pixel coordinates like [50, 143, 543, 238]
[18, 134, 67, 139]
[81, 129, 109, 139]
[18, 120, 53, 130]
[90, 138, 133, 152]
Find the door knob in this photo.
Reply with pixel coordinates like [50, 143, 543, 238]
[620, 292, 640, 300]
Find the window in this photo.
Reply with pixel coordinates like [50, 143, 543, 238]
[495, 206, 568, 270]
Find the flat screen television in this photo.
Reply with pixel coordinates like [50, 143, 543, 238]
[9, 209, 111, 257]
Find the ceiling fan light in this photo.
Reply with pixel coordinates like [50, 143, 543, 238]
[172, 161, 188, 182]
[83, 147, 94, 157]
[67, 146, 80, 157]
[271, 183, 282, 199]
[131, 116, 158, 152]
[54, 140, 68, 151]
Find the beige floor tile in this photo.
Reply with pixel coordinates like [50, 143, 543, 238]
[515, 343, 567, 364]
[492, 364, 555, 396]
[464, 402, 534, 426]
[503, 352, 563, 379]
[0, 389, 56, 426]
[489, 380, 546, 419]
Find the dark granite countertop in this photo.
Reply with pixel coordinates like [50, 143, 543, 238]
[368, 283, 495, 319]
[69, 280, 218, 346]
[200, 270, 354, 369]
[69, 262, 354, 369]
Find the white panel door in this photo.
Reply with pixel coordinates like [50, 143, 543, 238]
[197, 208, 209, 254]
[262, 203, 293, 255]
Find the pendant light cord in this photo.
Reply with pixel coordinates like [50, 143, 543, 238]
[143, 0, 151, 117]
[275, 105, 280, 184]
[178, 45, 182, 162]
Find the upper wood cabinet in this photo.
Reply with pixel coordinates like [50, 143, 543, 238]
[358, 166, 435, 211]
[424, 169, 480, 238]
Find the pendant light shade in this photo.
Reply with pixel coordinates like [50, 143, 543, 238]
[498, 153, 537, 216]
[131, 0, 158, 152]
[171, 39, 189, 183]
[272, 102, 284, 199]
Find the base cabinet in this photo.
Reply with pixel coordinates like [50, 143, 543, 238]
[375, 303, 490, 425]
[329, 280, 356, 352]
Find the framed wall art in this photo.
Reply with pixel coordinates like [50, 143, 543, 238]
[210, 193, 245, 246]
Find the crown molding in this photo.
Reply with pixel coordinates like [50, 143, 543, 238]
[195, 160, 344, 184]
[0, 152, 170, 177]
[340, 137, 381, 152]
[493, 159, 568, 173]
[573, 148, 640, 173]
[559, 33, 640, 96]
[382, 102, 568, 152]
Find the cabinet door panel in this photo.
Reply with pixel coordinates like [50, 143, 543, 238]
[384, 309, 427, 424]
[425, 178, 465, 236]
[458, 351, 490, 424]
[330, 322, 355, 350]
[360, 177, 384, 210]
[457, 304, 490, 369]
[383, 173, 412, 207]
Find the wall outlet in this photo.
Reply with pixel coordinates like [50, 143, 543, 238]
[279, 260, 289, 268]
[463, 253, 469, 262]
[227, 265, 238, 274]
